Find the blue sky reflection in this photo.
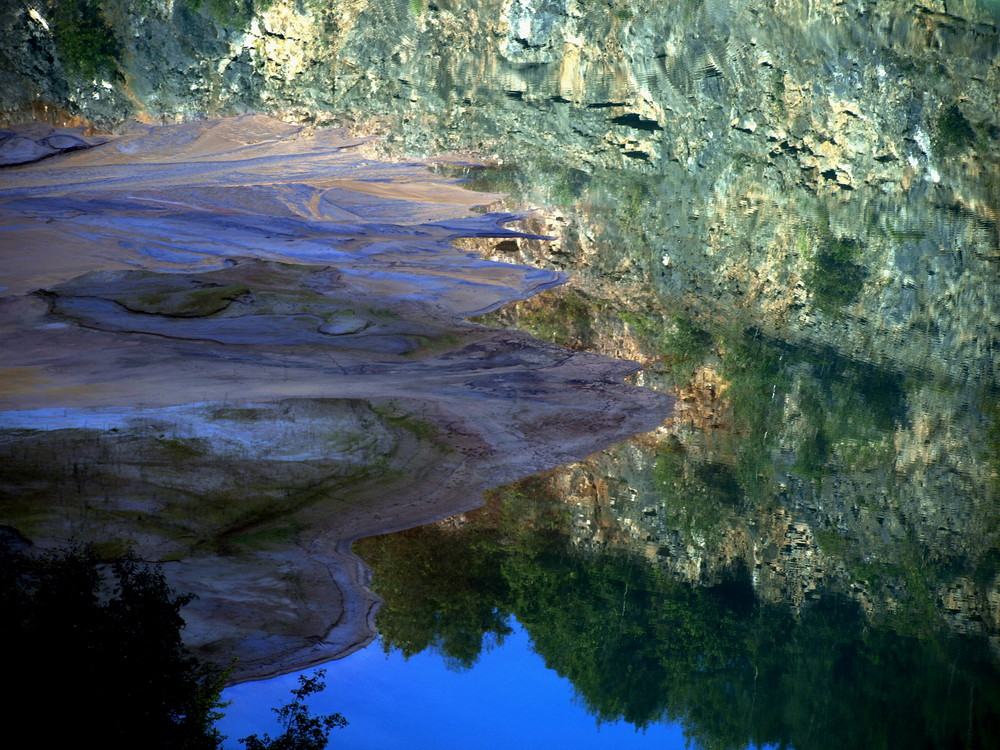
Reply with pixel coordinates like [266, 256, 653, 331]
[218, 619, 691, 749]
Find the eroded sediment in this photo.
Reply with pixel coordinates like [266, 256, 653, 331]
[0, 116, 672, 681]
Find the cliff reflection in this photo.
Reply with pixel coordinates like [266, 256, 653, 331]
[357, 483, 1000, 749]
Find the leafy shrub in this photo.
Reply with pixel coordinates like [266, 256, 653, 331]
[1, 540, 228, 748]
[805, 237, 868, 312]
[935, 103, 977, 155]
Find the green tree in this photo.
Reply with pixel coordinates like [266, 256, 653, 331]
[357, 487, 1000, 750]
[358, 524, 512, 669]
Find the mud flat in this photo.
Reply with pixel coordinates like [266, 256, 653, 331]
[0, 116, 671, 681]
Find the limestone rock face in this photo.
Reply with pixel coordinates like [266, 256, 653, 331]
[1, 0, 998, 664]
[2, 2, 997, 379]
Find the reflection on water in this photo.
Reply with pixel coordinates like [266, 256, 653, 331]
[2, 0, 999, 745]
[357, 487, 1000, 749]
[349, 3, 1000, 730]
[218, 621, 695, 750]
[0, 117, 670, 681]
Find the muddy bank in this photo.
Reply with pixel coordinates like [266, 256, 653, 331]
[0, 116, 671, 681]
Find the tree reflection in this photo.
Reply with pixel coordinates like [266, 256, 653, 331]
[361, 522, 513, 670]
[1, 534, 228, 747]
[356, 489, 1000, 750]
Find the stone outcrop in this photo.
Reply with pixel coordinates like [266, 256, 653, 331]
[2, 1, 996, 377]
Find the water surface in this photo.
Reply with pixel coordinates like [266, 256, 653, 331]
[219, 621, 694, 750]
[1, 1, 998, 746]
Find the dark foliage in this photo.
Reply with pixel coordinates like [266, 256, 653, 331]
[239, 670, 347, 750]
[1, 538, 227, 748]
[48, 0, 122, 77]
[936, 103, 977, 154]
[806, 237, 868, 312]
[178, 0, 259, 29]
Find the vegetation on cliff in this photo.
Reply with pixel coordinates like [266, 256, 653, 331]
[48, 0, 122, 77]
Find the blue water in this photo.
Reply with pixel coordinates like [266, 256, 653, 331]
[218, 620, 692, 749]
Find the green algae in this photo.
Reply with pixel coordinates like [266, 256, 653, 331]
[206, 407, 265, 423]
[154, 437, 209, 461]
[225, 522, 302, 551]
[123, 284, 250, 317]
[371, 402, 441, 441]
